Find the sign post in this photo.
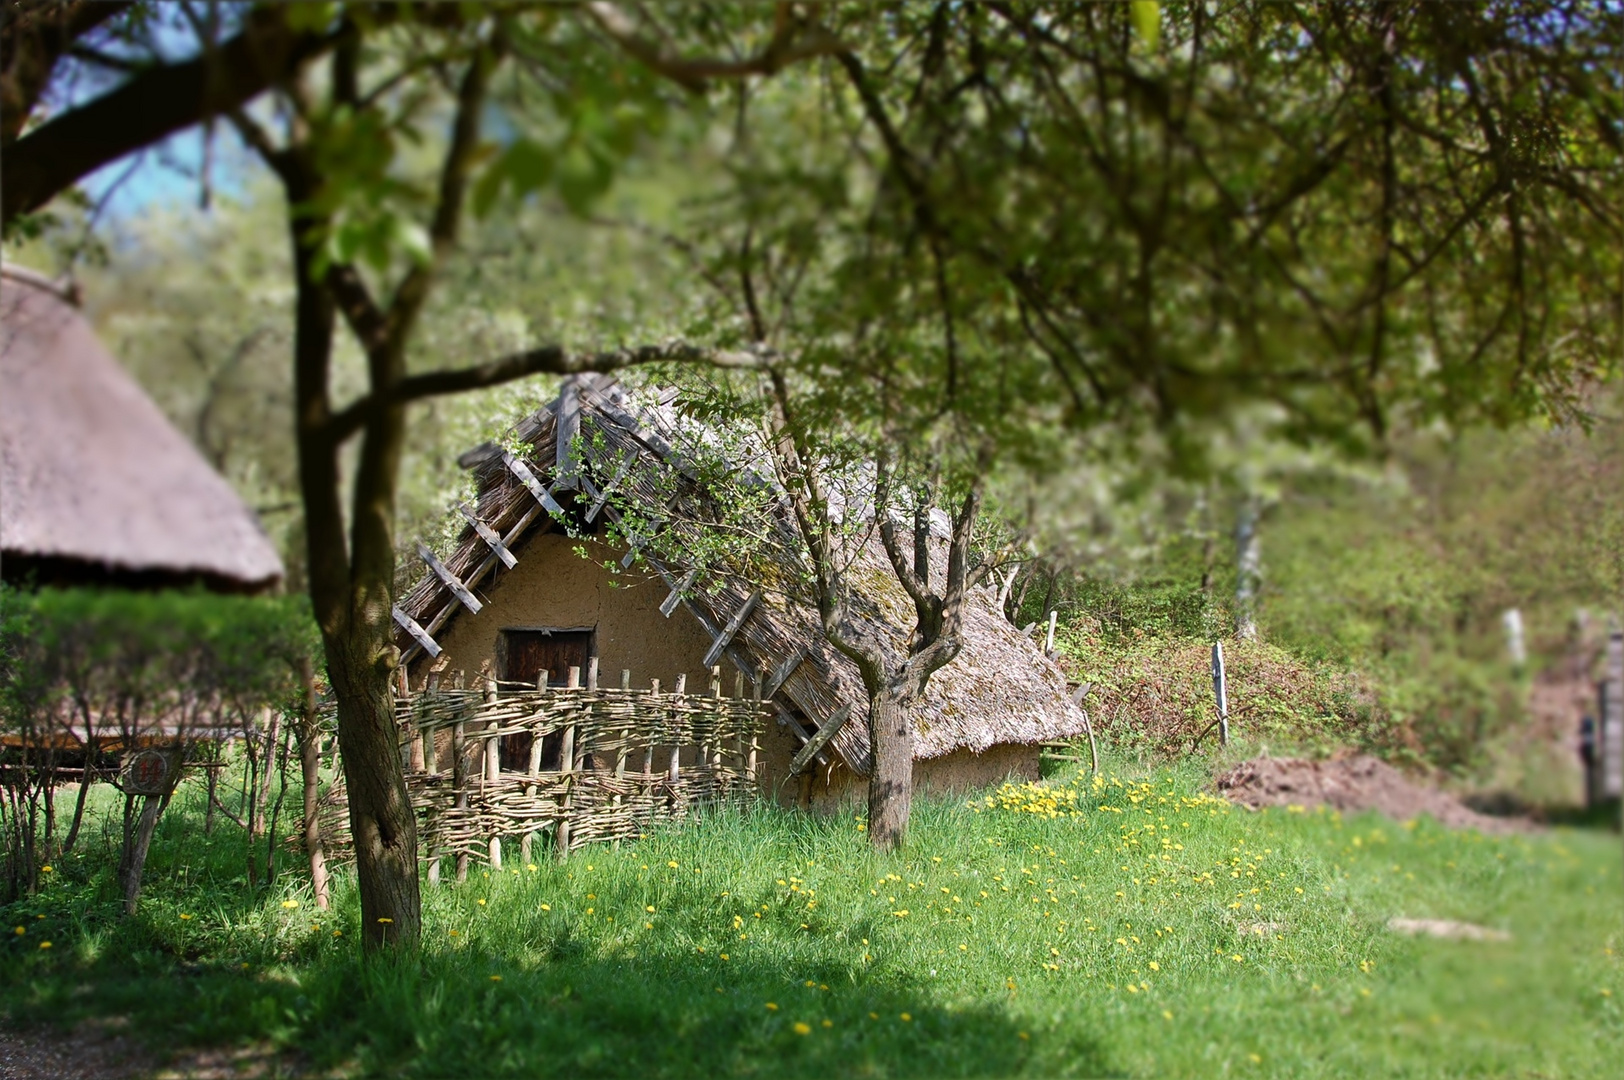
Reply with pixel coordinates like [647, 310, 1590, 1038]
[1211, 642, 1229, 746]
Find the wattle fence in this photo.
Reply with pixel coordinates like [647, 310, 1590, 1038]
[316, 662, 765, 875]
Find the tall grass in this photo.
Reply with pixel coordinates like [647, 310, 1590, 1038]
[3, 761, 1620, 1077]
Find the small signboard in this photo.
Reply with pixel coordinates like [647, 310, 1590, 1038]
[122, 748, 180, 796]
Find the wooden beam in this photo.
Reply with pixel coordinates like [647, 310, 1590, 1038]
[761, 647, 807, 700]
[459, 504, 516, 569]
[503, 450, 565, 515]
[704, 590, 761, 668]
[789, 704, 852, 776]
[554, 377, 581, 489]
[660, 568, 700, 618]
[392, 605, 442, 658]
[417, 542, 483, 614]
[777, 706, 829, 769]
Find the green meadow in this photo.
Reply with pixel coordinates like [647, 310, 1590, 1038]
[3, 760, 1620, 1078]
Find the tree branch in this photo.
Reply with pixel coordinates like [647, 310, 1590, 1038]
[2, 6, 340, 225]
[326, 340, 771, 442]
[583, 2, 847, 93]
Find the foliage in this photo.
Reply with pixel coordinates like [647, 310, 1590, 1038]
[0, 585, 320, 902]
[2, 761, 1619, 1077]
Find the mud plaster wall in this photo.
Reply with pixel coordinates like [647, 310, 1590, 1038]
[763, 739, 1041, 813]
[409, 530, 743, 706]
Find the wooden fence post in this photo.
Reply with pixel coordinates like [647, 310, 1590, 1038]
[748, 675, 762, 786]
[484, 671, 502, 869]
[1211, 642, 1229, 746]
[452, 714, 469, 883]
[557, 665, 580, 858]
[520, 671, 547, 865]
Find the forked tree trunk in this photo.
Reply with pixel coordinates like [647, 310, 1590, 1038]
[866, 687, 914, 851]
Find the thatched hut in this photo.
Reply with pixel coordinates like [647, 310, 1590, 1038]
[394, 375, 1085, 809]
[0, 265, 282, 592]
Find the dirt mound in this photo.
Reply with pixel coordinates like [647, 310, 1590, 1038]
[1213, 755, 1529, 833]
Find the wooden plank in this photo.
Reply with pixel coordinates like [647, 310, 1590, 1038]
[400, 502, 545, 666]
[789, 704, 852, 776]
[660, 568, 700, 618]
[585, 451, 636, 523]
[459, 504, 516, 569]
[776, 706, 829, 769]
[704, 590, 761, 668]
[503, 450, 565, 515]
[417, 541, 482, 614]
[761, 647, 807, 700]
[392, 605, 441, 658]
[554, 378, 581, 488]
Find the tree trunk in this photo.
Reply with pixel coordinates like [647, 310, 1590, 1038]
[295, 655, 331, 910]
[121, 794, 163, 916]
[866, 685, 913, 852]
[326, 630, 419, 950]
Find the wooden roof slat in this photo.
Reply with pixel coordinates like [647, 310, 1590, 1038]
[393, 605, 442, 658]
[459, 504, 517, 569]
[417, 541, 483, 614]
[704, 590, 761, 668]
[660, 568, 700, 618]
[790, 704, 852, 776]
[503, 450, 565, 516]
[776, 705, 830, 769]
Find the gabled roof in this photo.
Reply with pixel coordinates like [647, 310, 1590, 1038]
[0, 265, 284, 590]
[395, 374, 1085, 774]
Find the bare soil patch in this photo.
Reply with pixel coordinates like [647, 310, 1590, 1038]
[1213, 754, 1532, 833]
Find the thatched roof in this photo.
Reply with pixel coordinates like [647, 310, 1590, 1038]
[396, 374, 1084, 774]
[0, 265, 283, 590]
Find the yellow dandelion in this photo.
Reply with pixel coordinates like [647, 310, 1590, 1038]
[281, 900, 299, 909]
[540, 904, 552, 911]
[793, 1022, 812, 1036]
[720, 954, 729, 961]
[766, 1002, 779, 1011]
[378, 917, 393, 924]
[821, 1019, 832, 1028]
[668, 861, 679, 868]
[13, 926, 23, 936]
[1162, 1010, 1173, 1020]
[1149, 961, 1160, 971]
[179, 914, 192, 921]
[38, 941, 52, 950]
[646, 905, 656, 913]
[40, 866, 52, 873]
[900, 1013, 912, 1022]
[477, 899, 487, 906]
[490, 975, 502, 982]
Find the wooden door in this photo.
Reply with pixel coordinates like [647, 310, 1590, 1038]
[500, 629, 594, 688]
[498, 629, 594, 771]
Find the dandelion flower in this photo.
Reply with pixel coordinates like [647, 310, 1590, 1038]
[179, 914, 192, 921]
[1162, 1010, 1173, 1020]
[900, 1013, 912, 1022]
[1148, 961, 1160, 971]
[13, 927, 22, 936]
[477, 899, 487, 907]
[668, 861, 679, 868]
[720, 954, 729, 961]
[281, 900, 299, 909]
[40, 866, 52, 873]
[1017, 1032, 1029, 1041]
[646, 905, 656, 913]
[540, 904, 552, 911]
[490, 975, 502, 982]
[793, 1022, 811, 1036]
[378, 917, 393, 924]
[38, 941, 52, 949]
[766, 1003, 779, 1011]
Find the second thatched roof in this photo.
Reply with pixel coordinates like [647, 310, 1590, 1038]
[0, 265, 283, 591]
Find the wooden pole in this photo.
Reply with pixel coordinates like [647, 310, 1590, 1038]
[1211, 642, 1229, 746]
[747, 675, 761, 786]
[520, 670, 547, 865]
[1044, 610, 1058, 655]
[557, 666, 580, 858]
[452, 715, 469, 883]
[1605, 628, 1623, 800]
[485, 671, 501, 869]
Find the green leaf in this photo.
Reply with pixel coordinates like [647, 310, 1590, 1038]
[556, 143, 613, 216]
[394, 218, 433, 267]
[471, 163, 508, 221]
[504, 138, 554, 195]
[1131, 1, 1160, 52]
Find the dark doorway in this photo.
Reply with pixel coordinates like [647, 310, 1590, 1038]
[497, 628, 594, 771]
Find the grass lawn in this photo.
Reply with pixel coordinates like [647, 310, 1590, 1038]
[3, 759, 1620, 1077]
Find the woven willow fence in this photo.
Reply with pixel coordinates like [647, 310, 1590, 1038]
[318, 663, 766, 874]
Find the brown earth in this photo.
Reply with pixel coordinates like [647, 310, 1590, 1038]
[1213, 754, 1532, 833]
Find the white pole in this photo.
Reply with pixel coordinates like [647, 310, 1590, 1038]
[1044, 610, 1058, 655]
[1211, 642, 1229, 745]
